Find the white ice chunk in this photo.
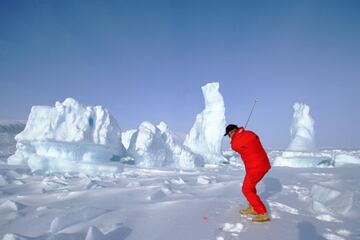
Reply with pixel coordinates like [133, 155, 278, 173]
[334, 154, 360, 166]
[221, 223, 244, 233]
[184, 82, 226, 164]
[273, 151, 333, 167]
[269, 202, 299, 215]
[287, 103, 316, 152]
[197, 175, 211, 185]
[128, 121, 200, 169]
[8, 98, 126, 173]
[128, 121, 171, 168]
[315, 214, 342, 222]
[170, 177, 186, 185]
[311, 185, 354, 216]
[273, 103, 333, 168]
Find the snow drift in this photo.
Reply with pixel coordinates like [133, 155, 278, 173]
[8, 98, 126, 173]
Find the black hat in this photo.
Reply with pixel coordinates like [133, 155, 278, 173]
[224, 124, 238, 136]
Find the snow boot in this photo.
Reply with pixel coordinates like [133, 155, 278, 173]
[251, 213, 270, 223]
[239, 205, 256, 215]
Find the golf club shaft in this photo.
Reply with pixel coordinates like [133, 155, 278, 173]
[244, 99, 259, 129]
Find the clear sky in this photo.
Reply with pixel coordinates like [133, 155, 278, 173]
[0, 0, 359, 149]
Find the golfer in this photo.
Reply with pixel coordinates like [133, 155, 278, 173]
[224, 124, 271, 222]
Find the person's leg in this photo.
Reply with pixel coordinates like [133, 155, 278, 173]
[242, 170, 268, 214]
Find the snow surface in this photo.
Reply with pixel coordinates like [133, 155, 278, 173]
[0, 160, 359, 240]
[7, 98, 126, 174]
[184, 82, 226, 164]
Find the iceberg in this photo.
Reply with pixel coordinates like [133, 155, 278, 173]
[8, 98, 126, 174]
[184, 82, 226, 164]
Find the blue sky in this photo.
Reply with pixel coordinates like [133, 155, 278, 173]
[0, 0, 359, 148]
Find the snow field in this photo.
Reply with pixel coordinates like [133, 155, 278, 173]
[0, 165, 359, 240]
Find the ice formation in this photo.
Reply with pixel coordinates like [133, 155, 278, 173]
[184, 82, 226, 164]
[334, 154, 360, 166]
[0, 121, 25, 163]
[127, 121, 200, 169]
[8, 98, 126, 173]
[157, 122, 202, 169]
[121, 129, 137, 150]
[287, 103, 316, 152]
[311, 184, 354, 216]
[273, 151, 333, 167]
[273, 103, 332, 167]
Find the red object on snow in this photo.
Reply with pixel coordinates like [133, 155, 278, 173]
[231, 127, 271, 214]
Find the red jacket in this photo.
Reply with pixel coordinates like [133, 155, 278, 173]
[231, 128, 271, 172]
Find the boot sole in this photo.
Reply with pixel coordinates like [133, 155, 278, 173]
[239, 211, 257, 215]
[251, 218, 271, 223]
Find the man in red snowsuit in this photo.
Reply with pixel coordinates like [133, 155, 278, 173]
[224, 124, 271, 222]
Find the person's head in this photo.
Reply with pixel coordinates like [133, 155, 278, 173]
[224, 124, 239, 138]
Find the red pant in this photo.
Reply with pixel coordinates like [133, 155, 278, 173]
[242, 169, 269, 214]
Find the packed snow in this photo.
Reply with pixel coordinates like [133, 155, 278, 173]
[0, 157, 360, 240]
